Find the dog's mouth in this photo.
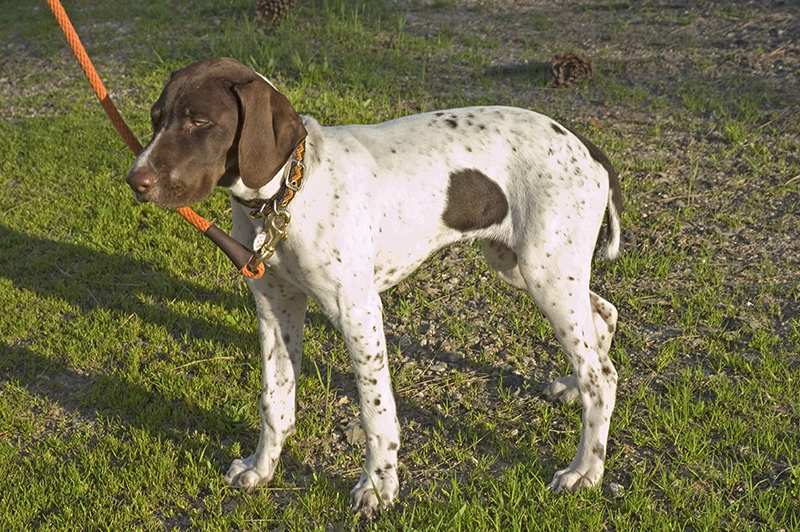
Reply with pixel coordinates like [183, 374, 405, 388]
[131, 189, 150, 203]
[126, 169, 185, 208]
[132, 180, 213, 210]
[126, 160, 224, 210]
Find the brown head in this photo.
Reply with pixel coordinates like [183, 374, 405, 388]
[126, 57, 306, 208]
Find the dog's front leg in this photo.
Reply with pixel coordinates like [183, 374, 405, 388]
[225, 278, 307, 491]
[331, 290, 400, 517]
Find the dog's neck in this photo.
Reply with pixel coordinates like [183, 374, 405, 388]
[224, 116, 315, 208]
[224, 164, 287, 203]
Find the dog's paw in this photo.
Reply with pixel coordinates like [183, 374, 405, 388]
[549, 462, 603, 492]
[224, 455, 276, 492]
[350, 470, 399, 519]
[545, 375, 580, 404]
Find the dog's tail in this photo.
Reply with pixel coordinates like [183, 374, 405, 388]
[561, 124, 623, 260]
[603, 183, 622, 260]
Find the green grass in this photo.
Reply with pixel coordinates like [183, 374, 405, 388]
[2, 0, 799, 529]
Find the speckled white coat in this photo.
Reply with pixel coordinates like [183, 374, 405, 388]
[223, 106, 622, 516]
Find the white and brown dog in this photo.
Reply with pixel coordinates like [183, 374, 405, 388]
[126, 58, 622, 517]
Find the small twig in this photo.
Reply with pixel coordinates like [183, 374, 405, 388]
[117, 313, 136, 328]
[783, 174, 800, 187]
[763, 45, 787, 60]
[687, 158, 700, 208]
[659, 194, 691, 204]
[731, 466, 793, 505]
[757, 108, 792, 130]
[174, 356, 235, 370]
[397, 374, 451, 395]
[2, 197, 36, 216]
[411, 435, 486, 480]
[424, 285, 472, 306]
[86, 287, 101, 307]
[87, 280, 149, 287]
[729, 19, 756, 34]
[752, 466, 792, 491]
[397, 372, 486, 396]
[53, 264, 71, 276]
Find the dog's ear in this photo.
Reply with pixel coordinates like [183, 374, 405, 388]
[233, 78, 306, 189]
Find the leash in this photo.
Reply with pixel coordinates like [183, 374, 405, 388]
[45, 0, 266, 279]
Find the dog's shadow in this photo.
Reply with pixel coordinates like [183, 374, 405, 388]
[0, 224, 354, 491]
[1, 224, 557, 507]
[307, 328, 555, 447]
[303, 271, 564, 486]
[0, 224, 253, 353]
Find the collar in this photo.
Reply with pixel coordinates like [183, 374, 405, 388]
[232, 139, 307, 218]
[236, 139, 307, 275]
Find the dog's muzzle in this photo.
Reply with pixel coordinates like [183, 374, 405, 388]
[126, 167, 156, 202]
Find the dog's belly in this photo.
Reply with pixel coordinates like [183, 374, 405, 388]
[371, 227, 464, 292]
[365, 172, 458, 291]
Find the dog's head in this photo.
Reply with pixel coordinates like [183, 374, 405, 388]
[126, 58, 306, 208]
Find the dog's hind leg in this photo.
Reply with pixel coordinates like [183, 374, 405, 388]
[482, 238, 618, 408]
[546, 291, 618, 404]
[589, 291, 617, 359]
[518, 251, 618, 491]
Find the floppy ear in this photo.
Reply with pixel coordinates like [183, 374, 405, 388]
[233, 78, 307, 189]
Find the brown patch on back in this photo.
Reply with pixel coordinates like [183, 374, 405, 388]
[442, 169, 508, 231]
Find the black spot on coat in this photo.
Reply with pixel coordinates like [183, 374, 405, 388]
[560, 124, 623, 216]
[592, 443, 606, 458]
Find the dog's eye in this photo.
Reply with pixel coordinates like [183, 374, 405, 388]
[190, 118, 212, 128]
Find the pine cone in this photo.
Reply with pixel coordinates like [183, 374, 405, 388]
[255, 0, 297, 26]
[550, 54, 593, 87]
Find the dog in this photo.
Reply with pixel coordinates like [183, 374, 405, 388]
[126, 58, 622, 517]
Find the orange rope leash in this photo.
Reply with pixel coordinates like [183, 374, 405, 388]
[176, 206, 212, 233]
[45, 0, 264, 279]
[46, 0, 142, 154]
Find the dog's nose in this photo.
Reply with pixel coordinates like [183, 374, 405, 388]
[126, 167, 155, 194]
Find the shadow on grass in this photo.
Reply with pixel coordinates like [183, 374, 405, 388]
[0, 224, 253, 353]
[484, 61, 552, 86]
[0, 223, 555, 498]
[0, 340, 353, 495]
[302, 352, 555, 497]
[1, 341, 238, 444]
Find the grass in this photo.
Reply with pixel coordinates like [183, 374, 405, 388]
[1, 0, 799, 529]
